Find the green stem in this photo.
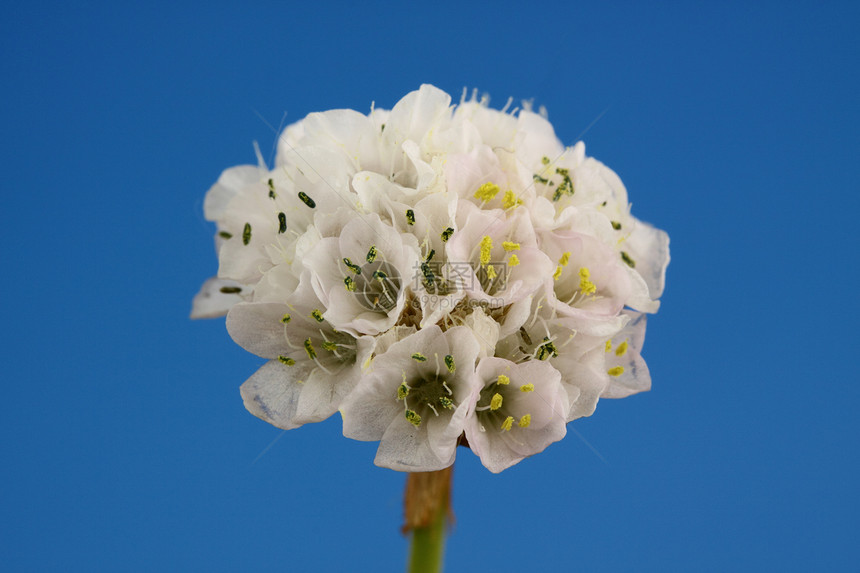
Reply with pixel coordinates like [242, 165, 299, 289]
[408, 503, 446, 573]
[403, 466, 452, 573]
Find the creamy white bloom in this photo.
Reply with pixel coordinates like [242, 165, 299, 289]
[465, 357, 569, 473]
[227, 272, 373, 429]
[340, 325, 481, 471]
[193, 84, 669, 473]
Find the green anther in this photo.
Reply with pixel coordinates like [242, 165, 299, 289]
[380, 123, 386, 132]
[425, 249, 435, 262]
[281, 313, 291, 323]
[611, 220, 622, 230]
[441, 227, 454, 242]
[534, 174, 550, 185]
[278, 212, 287, 234]
[552, 168, 574, 201]
[298, 191, 316, 208]
[536, 337, 558, 361]
[421, 262, 435, 285]
[542, 156, 551, 165]
[219, 286, 241, 294]
[405, 410, 422, 427]
[344, 276, 356, 291]
[411, 353, 427, 362]
[277, 355, 296, 366]
[621, 251, 636, 268]
[311, 309, 324, 322]
[444, 355, 455, 373]
[439, 397, 454, 410]
[397, 383, 410, 400]
[322, 340, 338, 352]
[406, 209, 415, 225]
[242, 223, 252, 245]
[366, 246, 377, 263]
[218, 231, 232, 239]
[268, 178, 277, 199]
[303, 338, 316, 360]
[373, 270, 388, 280]
[343, 257, 362, 274]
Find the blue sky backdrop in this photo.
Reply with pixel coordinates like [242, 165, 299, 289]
[2, 1, 858, 571]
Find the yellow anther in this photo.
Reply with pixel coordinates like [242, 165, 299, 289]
[507, 254, 520, 267]
[480, 236, 493, 265]
[497, 374, 510, 385]
[501, 416, 514, 431]
[490, 393, 503, 411]
[579, 267, 597, 295]
[608, 366, 625, 377]
[277, 355, 295, 366]
[520, 383, 535, 393]
[553, 265, 563, 281]
[502, 241, 521, 252]
[486, 265, 497, 279]
[474, 182, 501, 202]
[615, 341, 629, 356]
[559, 252, 571, 266]
[605, 340, 612, 352]
[397, 383, 410, 400]
[518, 414, 532, 428]
[501, 189, 523, 209]
[405, 410, 422, 427]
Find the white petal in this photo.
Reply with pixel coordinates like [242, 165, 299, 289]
[203, 165, 266, 221]
[190, 277, 245, 319]
[226, 302, 290, 358]
[240, 359, 316, 430]
[374, 417, 453, 472]
[602, 311, 652, 398]
[624, 217, 670, 300]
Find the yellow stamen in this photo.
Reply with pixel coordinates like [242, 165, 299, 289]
[518, 414, 532, 428]
[520, 383, 535, 393]
[501, 189, 523, 209]
[501, 416, 514, 431]
[490, 393, 503, 411]
[559, 252, 571, 266]
[605, 340, 612, 352]
[615, 341, 629, 356]
[480, 236, 493, 265]
[579, 267, 597, 295]
[502, 241, 520, 252]
[486, 265, 497, 279]
[507, 254, 520, 267]
[474, 182, 501, 202]
[553, 265, 563, 281]
[497, 374, 510, 385]
[608, 366, 625, 377]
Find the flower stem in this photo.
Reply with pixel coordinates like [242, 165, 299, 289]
[403, 466, 452, 573]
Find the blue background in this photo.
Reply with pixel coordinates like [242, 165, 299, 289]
[3, 1, 858, 571]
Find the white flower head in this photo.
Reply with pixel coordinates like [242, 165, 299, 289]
[194, 84, 669, 473]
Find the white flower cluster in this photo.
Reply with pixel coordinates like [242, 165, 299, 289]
[193, 85, 669, 473]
